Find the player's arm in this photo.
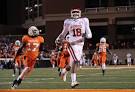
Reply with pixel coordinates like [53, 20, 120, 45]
[106, 44, 112, 55]
[39, 43, 44, 51]
[107, 48, 112, 55]
[15, 43, 26, 58]
[55, 20, 69, 44]
[95, 43, 99, 53]
[39, 36, 45, 52]
[84, 18, 92, 39]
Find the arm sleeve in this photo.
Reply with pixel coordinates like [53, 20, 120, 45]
[55, 19, 69, 42]
[84, 18, 92, 39]
[22, 35, 28, 43]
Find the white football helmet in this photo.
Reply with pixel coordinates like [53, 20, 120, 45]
[15, 40, 21, 46]
[71, 9, 81, 19]
[28, 26, 39, 36]
[100, 37, 106, 43]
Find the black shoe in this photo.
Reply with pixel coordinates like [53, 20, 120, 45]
[59, 72, 61, 77]
[11, 79, 22, 89]
[102, 70, 105, 76]
[11, 80, 18, 89]
[17, 78, 22, 85]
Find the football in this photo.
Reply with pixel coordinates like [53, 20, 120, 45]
[66, 65, 71, 71]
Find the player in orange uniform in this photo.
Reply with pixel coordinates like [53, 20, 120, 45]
[12, 40, 23, 77]
[57, 40, 70, 81]
[96, 37, 112, 76]
[91, 52, 99, 68]
[11, 26, 44, 89]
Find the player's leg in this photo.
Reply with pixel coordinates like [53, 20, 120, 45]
[70, 61, 79, 88]
[13, 57, 21, 77]
[94, 60, 97, 67]
[79, 59, 83, 68]
[17, 59, 22, 75]
[59, 58, 68, 81]
[68, 45, 82, 88]
[101, 55, 106, 76]
[11, 57, 35, 89]
[52, 63, 55, 68]
[61, 68, 68, 81]
[11, 67, 30, 89]
[12, 62, 16, 77]
[101, 63, 106, 76]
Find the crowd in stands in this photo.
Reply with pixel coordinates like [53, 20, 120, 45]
[0, 36, 135, 69]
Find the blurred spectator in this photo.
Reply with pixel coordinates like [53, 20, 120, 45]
[126, 53, 132, 67]
[80, 52, 86, 68]
[112, 53, 118, 66]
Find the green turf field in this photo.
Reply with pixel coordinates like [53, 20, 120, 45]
[0, 66, 135, 89]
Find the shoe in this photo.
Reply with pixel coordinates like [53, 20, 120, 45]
[102, 70, 105, 76]
[12, 74, 15, 77]
[11, 80, 18, 89]
[71, 81, 79, 88]
[59, 72, 61, 77]
[11, 79, 22, 89]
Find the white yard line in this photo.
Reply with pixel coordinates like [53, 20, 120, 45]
[81, 66, 135, 70]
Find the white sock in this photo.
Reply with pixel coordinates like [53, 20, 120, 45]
[52, 64, 55, 68]
[62, 68, 66, 74]
[71, 73, 74, 83]
[71, 73, 76, 83]
[74, 73, 76, 82]
[63, 72, 68, 81]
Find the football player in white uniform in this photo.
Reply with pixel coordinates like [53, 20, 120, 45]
[55, 8, 92, 88]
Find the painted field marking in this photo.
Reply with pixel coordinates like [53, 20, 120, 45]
[1, 89, 135, 92]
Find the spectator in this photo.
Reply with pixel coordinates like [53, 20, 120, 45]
[112, 53, 118, 66]
[126, 53, 132, 67]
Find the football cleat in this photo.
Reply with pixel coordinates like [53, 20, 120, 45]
[11, 80, 18, 89]
[11, 79, 22, 89]
[12, 74, 15, 77]
[71, 81, 79, 88]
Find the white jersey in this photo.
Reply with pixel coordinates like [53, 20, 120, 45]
[127, 53, 132, 62]
[57, 17, 92, 45]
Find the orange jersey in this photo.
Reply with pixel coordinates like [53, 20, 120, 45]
[58, 50, 70, 68]
[50, 53, 57, 64]
[92, 53, 99, 65]
[96, 43, 109, 64]
[13, 45, 20, 56]
[96, 43, 109, 54]
[22, 35, 44, 59]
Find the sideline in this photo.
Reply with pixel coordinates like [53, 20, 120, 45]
[0, 89, 135, 92]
